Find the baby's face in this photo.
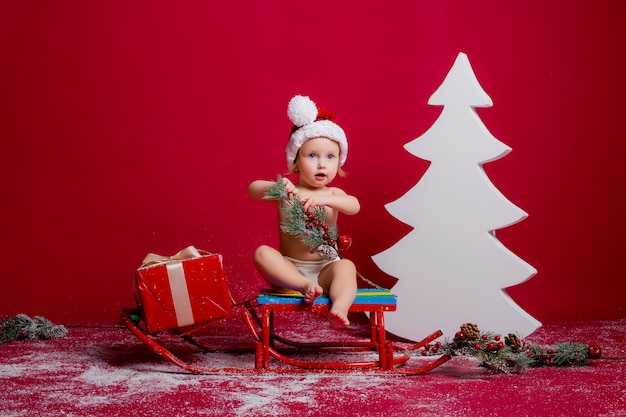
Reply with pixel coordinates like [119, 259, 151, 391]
[296, 137, 340, 188]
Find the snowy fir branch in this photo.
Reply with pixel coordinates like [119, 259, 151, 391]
[0, 314, 68, 343]
[265, 175, 289, 200]
[417, 323, 601, 374]
[266, 175, 339, 254]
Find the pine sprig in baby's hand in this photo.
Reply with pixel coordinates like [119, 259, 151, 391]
[265, 175, 289, 200]
[265, 175, 339, 259]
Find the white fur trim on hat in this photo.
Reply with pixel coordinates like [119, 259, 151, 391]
[285, 95, 348, 170]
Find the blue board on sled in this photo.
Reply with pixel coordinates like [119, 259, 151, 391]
[256, 288, 397, 306]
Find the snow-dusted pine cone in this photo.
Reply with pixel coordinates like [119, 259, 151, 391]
[317, 244, 339, 261]
[460, 323, 480, 340]
[505, 333, 523, 352]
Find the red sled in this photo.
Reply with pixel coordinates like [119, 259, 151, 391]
[124, 247, 450, 375]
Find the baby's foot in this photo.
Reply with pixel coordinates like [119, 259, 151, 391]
[329, 309, 350, 329]
[303, 284, 323, 304]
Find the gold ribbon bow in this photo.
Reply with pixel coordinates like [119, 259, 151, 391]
[141, 246, 203, 267]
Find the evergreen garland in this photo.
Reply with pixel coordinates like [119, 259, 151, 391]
[0, 314, 68, 343]
[266, 175, 339, 258]
[418, 322, 601, 374]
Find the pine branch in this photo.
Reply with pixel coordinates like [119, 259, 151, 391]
[416, 323, 596, 374]
[266, 174, 339, 254]
[265, 174, 289, 200]
[0, 314, 68, 343]
[530, 341, 589, 367]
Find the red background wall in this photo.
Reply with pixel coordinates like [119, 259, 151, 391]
[1, 1, 625, 326]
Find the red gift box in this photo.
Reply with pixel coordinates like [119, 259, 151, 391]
[134, 247, 232, 333]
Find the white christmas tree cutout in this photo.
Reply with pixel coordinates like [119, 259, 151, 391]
[372, 52, 541, 340]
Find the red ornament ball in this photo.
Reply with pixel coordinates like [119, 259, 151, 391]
[337, 234, 352, 250]
[588, 345, 602, 359]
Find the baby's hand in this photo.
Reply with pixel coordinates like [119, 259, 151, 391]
[296, 191, 325, 212]
[281, 177, 298, 196]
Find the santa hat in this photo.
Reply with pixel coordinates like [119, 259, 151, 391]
[285, 95, 348, 170]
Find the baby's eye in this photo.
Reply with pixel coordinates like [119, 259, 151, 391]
[307, 153, 318, 159]
[327, 154, 336, 160]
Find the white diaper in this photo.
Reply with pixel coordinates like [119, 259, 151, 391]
[284, 256, 340, 283]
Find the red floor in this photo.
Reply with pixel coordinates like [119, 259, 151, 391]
[1, 316, 625, 417]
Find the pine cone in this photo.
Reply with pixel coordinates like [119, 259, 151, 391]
[460, 323, 480, 340]
[505, 333, 523, 352]
[317, 244, 338, 261]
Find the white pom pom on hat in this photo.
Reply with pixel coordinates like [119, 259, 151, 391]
[287, 95, 318, 127]
[285, 95, 348, 170]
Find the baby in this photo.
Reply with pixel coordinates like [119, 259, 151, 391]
[248, 95, 360, 329]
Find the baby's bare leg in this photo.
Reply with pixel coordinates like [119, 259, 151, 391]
[253, 245, 322, 303]
[319, 259, 357, 329]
